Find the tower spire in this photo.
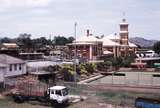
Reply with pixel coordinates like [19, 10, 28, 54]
[122, 12, 126, 22]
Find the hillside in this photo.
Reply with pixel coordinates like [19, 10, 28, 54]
[129, 37, 158, 48]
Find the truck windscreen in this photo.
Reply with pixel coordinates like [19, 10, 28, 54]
[62, 88, 68, 96]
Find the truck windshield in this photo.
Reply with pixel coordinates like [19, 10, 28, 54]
[62, 88, 68, 96]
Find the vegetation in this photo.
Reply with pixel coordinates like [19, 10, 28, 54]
[45, 65, 61, 72]
[96, 56, 134, 71]
[0, 34, 74, 52]
[54, 56, 134, 79]
[96, 61, 112, 71]
[53, 63, 98, 82]
[110, 56, 134, 68]
[97, 90, 160, 107]
[53, 36, 74, 45]
[84, 63, 97, 74]
[60, 64, 75, 81]
[77, 64, 88, 75]
[153, 41, 160, 54]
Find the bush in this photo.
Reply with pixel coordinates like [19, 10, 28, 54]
[110, 56, 134, 68]
[84, 63, 97, 74]
[61, 64, 75, 81]
[122, 57, 134, 67]
[78, 64, 88, 75]
[45, 65, 61, 72]
[97, 61, 112, 71]
[110, 57, 123, 67]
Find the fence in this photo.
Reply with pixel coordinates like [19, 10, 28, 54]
[90, 72, 160, 87]
[3, 76, 160, 108]
[57, 82, 140, 108]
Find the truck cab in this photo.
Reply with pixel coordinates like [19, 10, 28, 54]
[48, 86, 69, 104]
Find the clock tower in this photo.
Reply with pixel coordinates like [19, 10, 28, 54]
[119, 18, 129, 45]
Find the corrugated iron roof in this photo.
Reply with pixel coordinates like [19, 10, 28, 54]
[0, 54, 25, 64]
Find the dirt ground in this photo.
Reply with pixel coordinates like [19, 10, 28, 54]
[0, 94, 134, 108]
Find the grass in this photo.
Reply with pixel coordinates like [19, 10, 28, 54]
[0, 96, 51, 108]
[96, 90, 160, 107]
[1, 91, 160, 108]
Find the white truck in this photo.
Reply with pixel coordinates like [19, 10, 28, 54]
[48, 86, 69, 105]
[12, 85, 69, 107]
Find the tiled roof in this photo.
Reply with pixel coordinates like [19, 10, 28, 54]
[128, 42, 137, 47]
[104, 34, 120, 40]
[100, 36, 120, 46]
[75, 35, 102, 42]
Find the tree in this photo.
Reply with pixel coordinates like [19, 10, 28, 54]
[153, 41, 160, 54]
[32, 37, 52, 49]
[67, 37, 75, 43]
[53, 36, 68, 45]
[53, 36, 74, 45]
[0, 37, 12, 43]
[17, 33, 34, 51]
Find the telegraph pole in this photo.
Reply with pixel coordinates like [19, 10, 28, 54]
[74, 22, 77, 83]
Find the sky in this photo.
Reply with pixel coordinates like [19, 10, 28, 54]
[0, 0, 159, 40]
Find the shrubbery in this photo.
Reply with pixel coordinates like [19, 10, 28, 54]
[96, 61, 112, 71]
[109, 56, 134, 68]
[97, 56, 134, 71]
[51, 56, 134, 82]
[58, 63, 98, 82]
[61, 64, 75, 81]
[84, 63, 97, 74]
[45, 65, 61, 72]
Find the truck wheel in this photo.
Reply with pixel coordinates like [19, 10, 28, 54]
[13, 95, 25, 103]
[51, 100, 58, 107]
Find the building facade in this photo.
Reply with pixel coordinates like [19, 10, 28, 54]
[67, 35, 103, 61]
[0, 54, 26, 81]
[102, 18, 137, 57]
[67, 18, 137, 60]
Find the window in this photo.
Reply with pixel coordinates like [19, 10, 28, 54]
[51, 90, 54, 94]
[9, 64, 12, 71]
[19, 64, 22, 70]
[55, 90, 62, 96]
[62, 88, 68, 96]
[14, 64, 17, 71]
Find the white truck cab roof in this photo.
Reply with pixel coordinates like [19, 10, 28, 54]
[50, 86, 66, 90]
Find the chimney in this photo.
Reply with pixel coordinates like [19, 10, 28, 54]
[87, 29, 90, 36]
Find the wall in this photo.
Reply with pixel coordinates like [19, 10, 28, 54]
[5, 63, 26, 77]
[0, 68, 6, 82]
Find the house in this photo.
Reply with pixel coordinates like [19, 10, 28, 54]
[0, 54, 26, 82]
[1, 43, 19, 50]
[0, 63, 7, 83]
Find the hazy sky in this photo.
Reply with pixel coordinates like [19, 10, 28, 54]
[0, 0, 159, 39]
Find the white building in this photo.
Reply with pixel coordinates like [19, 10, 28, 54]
[0, 54, 26, 83]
